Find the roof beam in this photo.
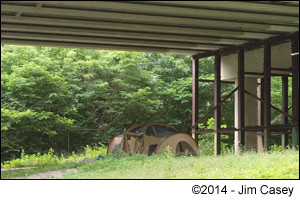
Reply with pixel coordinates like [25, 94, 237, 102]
[1, 4, 298, 33]
[0, 15, 276, 39]
[134, 1, 299, 16]
[1, 31, 225, 51]
[1, 38, 203, 55]
[0, 24, 244, 45]
[3, 1, 299, 25]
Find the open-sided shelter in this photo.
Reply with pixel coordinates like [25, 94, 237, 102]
[1, 1, 299, 155]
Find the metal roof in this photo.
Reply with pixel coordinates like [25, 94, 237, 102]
[1, 1, 299, 55]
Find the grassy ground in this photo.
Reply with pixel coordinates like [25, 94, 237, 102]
[1, 149, 299, 179]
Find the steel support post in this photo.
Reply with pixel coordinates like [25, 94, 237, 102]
[263, 42, 271, 151]
[291, 33, 299, 148]
[192, 58, 199, 146]
[237, 48, 245, 153]
[281, 76, 289, 149]
[214, 53, 221, 155]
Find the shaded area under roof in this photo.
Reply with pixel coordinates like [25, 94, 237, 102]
[1, 1, 299, 55]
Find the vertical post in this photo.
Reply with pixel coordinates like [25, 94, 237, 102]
[257, 78, 264, 152]
[263, 42, 271, 151]
[282, 76, 289, 149]
[291, 33, 299, 148]
[192, 57, 199, 146]
[237, 48, 245, 154]
[214, 53, 221, 155]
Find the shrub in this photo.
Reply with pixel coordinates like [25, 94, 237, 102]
[197, 118, 231, 155]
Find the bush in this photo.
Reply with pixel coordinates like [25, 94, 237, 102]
[197, 118, 231, 155]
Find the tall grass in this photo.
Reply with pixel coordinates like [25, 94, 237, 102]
[62, 149, 299, 179]
[1, 144, 298, 179]
[1, 142, 106, 169]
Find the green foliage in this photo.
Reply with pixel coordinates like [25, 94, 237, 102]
[2, 45, 225, 161]
[63, 150, 300, 179]
[1, 143, 106, 169]
[270, 76, 292, 127]
[109, 148, 128, 159]
[270, 144, 285, 152]
[158, 146, 173, 158]
[198, 118, 230, 155]
[2, 150, 298, 179]
[1, 108, 74, 160]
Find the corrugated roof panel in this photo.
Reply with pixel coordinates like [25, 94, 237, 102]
[1, 1, 298, 55]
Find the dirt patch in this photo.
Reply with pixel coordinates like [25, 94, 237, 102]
[13, 168, 78, 179]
